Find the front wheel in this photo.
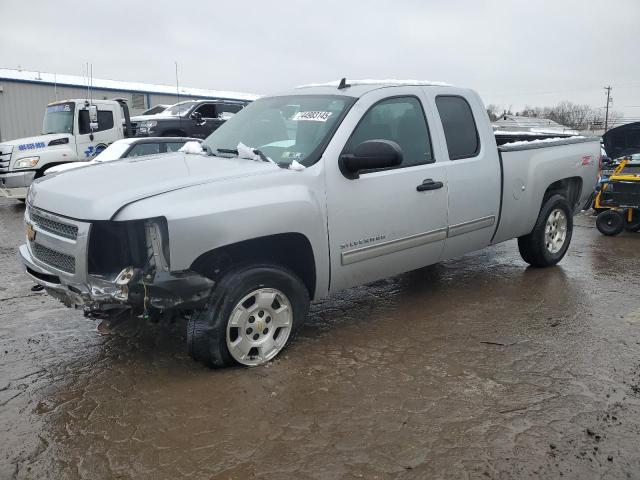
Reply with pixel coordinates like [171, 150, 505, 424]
[187, 264, 310, 368]
[518, 194, 573, 267]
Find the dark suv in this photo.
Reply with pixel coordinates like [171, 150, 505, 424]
[130, 99, 250, 139]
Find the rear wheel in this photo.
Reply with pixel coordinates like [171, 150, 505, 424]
[596, 210, 624, 236]
[187, 264, 309, 368]
[518, 194, 573, 267]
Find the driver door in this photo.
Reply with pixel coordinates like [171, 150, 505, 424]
[191, 103, 223, 139]
[324, 88, 449, 292]
[75, 105, 117, 160]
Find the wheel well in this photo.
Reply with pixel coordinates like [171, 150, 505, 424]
[190, 233, 317, 299]
[35, 162, 75, 178]
[542, 177, 583, 212]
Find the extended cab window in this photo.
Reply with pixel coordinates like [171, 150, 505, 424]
[126, 143, 161, 157]
[346, 96, 433, 168]
[78, 110, 115, 134]
[435, 96, 479, 160]
[165, 142, 188, 153]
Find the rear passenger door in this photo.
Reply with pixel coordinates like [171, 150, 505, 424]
[325, 89, 449, 292]
[426, 90, 501, 259]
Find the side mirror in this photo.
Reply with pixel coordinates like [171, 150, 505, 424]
[339, 140, 403, 179]
[88, 105, 99, 131]
[190, 111, 205, 125]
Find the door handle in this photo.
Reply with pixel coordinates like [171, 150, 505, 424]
[416, 179, 444, 191]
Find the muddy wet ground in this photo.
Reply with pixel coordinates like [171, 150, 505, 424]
[1, 197, 640, 479]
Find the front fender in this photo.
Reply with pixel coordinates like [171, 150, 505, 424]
[113, 168, 329, 297]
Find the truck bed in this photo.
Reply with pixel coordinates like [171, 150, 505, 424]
[491, 136, 600, 244]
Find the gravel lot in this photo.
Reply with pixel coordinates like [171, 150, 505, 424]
[1, 197, 640, 479]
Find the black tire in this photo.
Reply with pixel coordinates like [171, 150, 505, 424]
[187, 264, 310, 368]
[518, 194, 573, 267]
[623, 209, 640, 232]
[596, 210, 624, 236]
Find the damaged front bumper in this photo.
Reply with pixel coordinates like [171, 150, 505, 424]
[19, 243, 214, 312]
[19, 206, 214, 315]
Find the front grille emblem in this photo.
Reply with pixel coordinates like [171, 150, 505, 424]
[26, 223, 36, 242]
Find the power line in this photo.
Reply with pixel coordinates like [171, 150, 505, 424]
[484, 82, 639, 100]
[604, 85, 612, 132]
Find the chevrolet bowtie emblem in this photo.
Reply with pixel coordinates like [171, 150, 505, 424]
[26, 223, 36, 242]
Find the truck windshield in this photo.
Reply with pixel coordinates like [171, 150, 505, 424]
[202, 95, 356, 167]
[163, 101, 197, 117]
[42, 102, 75, 134]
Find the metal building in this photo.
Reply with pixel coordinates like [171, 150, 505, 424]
[0, 68, 259, 141]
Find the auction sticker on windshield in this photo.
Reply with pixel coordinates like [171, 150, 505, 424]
[292, 111, 333, 122]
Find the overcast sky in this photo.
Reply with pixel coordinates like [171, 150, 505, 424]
[1, 0, 639, 121]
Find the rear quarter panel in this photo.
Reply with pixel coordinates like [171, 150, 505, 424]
[492, 138, 600, 244]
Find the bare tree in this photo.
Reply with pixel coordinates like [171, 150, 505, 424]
[486, 104, 501, 122]
[516, 101, 623, 130]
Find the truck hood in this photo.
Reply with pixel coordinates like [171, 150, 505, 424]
[30, 152, 282, 220]
[2, 134, 73, 154]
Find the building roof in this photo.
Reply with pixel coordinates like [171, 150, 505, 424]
[0, 68, 260, 102]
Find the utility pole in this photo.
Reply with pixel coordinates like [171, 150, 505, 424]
[604, 85, 612, 132]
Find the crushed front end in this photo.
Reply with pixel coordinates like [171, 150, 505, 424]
[19, 205, 213, 318]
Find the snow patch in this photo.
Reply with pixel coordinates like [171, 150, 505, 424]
[297, 79, 451, 88]
[179, 141, 206, 155]
[288, 160, 305, 171]
[501, 136, 585, 147]
[237, 142, 263, 162]
[237, 143, 277, 164]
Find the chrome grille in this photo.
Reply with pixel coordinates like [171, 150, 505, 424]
[31, 242, 76, 274]
[0, 155, 10, 173]
[29, 208, 78, 239]
[0, 144, 12, 173]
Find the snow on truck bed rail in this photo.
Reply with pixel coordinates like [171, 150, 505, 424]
[297, 79, 451, 88]
[500, 136, 585, 147]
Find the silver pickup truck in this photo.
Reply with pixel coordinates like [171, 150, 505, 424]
[19, 80, 600, 368]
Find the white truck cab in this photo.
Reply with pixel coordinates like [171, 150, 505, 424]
[0, 98, 132, 199]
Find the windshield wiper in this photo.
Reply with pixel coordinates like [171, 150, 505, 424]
[216, 148, 238, 155]
[201, 144, 213, 155]
[217, 146, 273, 163]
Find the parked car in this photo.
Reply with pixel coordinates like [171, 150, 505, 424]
[130, 99, 251, 139]
[20, 79, 599, 368]
[140, 104, 169, 116]
[44, 137, 201, 175]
